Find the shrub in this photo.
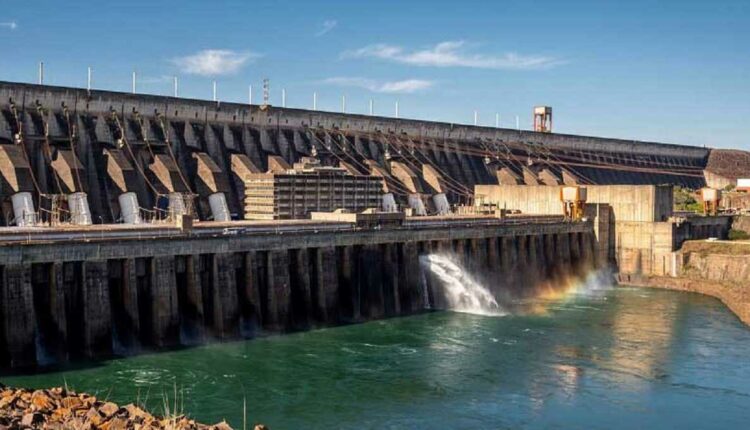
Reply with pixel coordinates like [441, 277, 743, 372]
[728, 229, 750, 240]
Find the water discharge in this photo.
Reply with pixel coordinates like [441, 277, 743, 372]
[419, 253, 505, 316]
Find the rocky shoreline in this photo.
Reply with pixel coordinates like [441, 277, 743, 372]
[0, 385, 253, 430]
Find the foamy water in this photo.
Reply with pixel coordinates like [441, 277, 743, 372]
[419, 253, 506, 316]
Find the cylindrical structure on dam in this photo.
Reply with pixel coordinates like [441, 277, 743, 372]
[382, 193, 398, 212]
[118, 192, 141, 224]
[408, 194, 427, 216]
[432, 193, 450, 215]
[68, 193, 92, 225]
[11, 192, 36, 227]
[168, 192, 187, 219]
[208, 192, 231, 222]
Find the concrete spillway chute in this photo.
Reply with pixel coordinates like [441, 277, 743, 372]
[51, 150, 86, 193]
[496, 167, 524, 185]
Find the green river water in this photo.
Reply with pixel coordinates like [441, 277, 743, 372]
[3, 286, 750, 429]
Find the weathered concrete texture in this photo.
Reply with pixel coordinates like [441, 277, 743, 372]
[266, 250, 292, 331]
[80, 261, 112, 357]
[239, 251, 263, 335]
[0, 219, 601, 368]
[148, 256, 179, 347]
[0, 81, 720, 227]
[209, 253, 240, 338]
[0, 264, 36, 367]
[313, 247, 339, 324]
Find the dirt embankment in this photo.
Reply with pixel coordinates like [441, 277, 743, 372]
[626, 240, 750, 325]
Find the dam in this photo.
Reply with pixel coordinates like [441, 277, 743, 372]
[0, 81, 745, 370]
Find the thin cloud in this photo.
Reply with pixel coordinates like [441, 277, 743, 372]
[322, 77, 434, 94]
[342, 41, 563, 70]
[0, 21, 18, 30]
[315, 19, 337, 37]
[172, 49, 258, 76]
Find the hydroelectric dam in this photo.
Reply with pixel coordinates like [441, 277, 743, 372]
[0, 81, 744, 369]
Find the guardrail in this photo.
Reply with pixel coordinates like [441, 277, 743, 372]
[0, 215, 581, 246]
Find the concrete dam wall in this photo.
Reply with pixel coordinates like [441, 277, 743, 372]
[0, 219, 596, 369]
[0, 82, 714, 226]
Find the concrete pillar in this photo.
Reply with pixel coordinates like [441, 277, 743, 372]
[526, 235, 542, 289]
[555, 233, 572, 279]
[487, 237, 500, 272]
[401, 242, 424, 312]
[359, 244, 384, 319]
[314, 247, 339, 323]
[211, 253, 240, 338]
[1, 264, 37, 368]
[290, 248, 313, 329]
[120, 259, 140, 349]
[266, 250, 291, 331]
[81, 261, 112, 358]
[239, 251, 263, 335]
[181, 255, 205, 343]
[337, 246, 360, 322]
[499, 236, 517, 293]
[150, 256, 180, 347]
[49, 263, 68, 360]
[570, 232, 583, 274]
[31, 263, 68, 362]
[382, 243, 400, 316]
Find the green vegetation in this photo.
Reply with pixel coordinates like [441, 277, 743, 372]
[674, 186, 703, 213]
[728, 229, 750, 241]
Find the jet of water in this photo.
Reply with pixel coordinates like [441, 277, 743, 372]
[420, 254, 506, 316]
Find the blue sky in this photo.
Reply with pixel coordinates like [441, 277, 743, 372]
[1, 0, 748, 149]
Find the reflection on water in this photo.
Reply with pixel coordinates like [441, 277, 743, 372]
[3, 287, 750, 430]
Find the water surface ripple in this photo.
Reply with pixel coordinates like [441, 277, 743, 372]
[4, 287, 750, 429]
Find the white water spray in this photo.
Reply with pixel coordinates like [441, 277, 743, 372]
[420, 254, 505, 316]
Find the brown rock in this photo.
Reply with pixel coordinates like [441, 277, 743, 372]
[31, 390, 53, 411]
[62, 396, 84, 410]
[212, 421, 233, 430]
[99, 402, 119, 418]
[20, 412, 43, 427]
[100, 417, 129, 430]
[85, 407, 102, 426]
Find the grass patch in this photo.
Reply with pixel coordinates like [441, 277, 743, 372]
[728, 229, 750, 241]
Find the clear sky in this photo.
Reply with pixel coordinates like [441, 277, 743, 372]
[1, 0, 748, 149]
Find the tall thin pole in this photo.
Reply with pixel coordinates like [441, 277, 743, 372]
[87, 67, 92, 91]
[516, 115, 520, 130]
[395, 101, 399, 118]
[474, 110, 478, 126]
[282, 88, 286, 107]
[132, 71, 136, 94]
[495, 113, 499, 128]
[369, 99, 374, 115]
[174, 76, 178, 97]
[248, 85, 252, 104]
[341, 95, 346, 113]
[212, 81, 217, 102]
[313, 92, 317, 111]
[38, 62, 44, 85]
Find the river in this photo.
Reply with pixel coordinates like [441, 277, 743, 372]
[3, 286, 750, 429]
